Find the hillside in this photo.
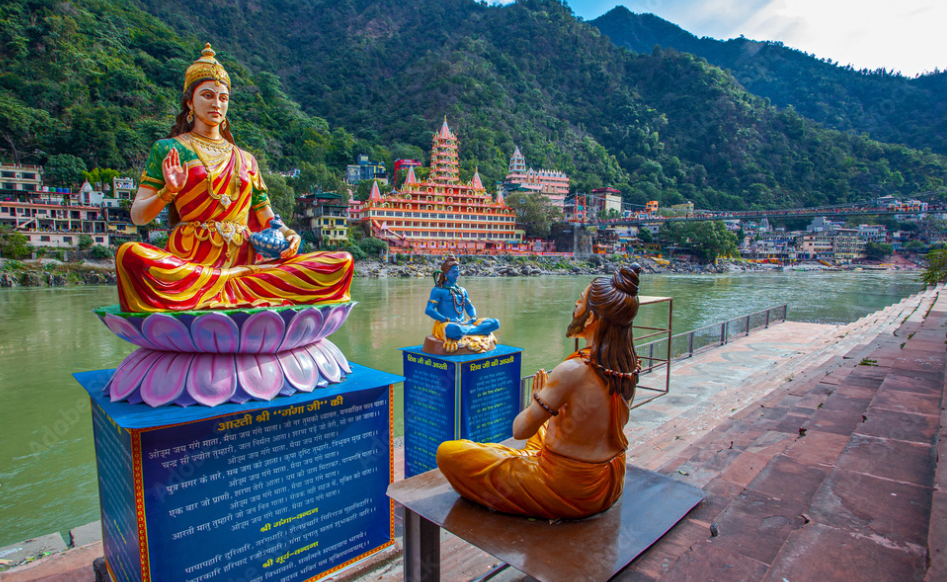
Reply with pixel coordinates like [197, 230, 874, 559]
[1, 0, 945, 212]
[591, 6, 947, 157]
[128, 0, 947, 209]
[0, 0, 364, 196]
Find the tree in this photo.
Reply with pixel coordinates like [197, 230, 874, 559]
[680, 221, 739, 263]
[657, 220, 686, 246]
[83, 168, 122, 190]
[0, 94, 53, 165]
[295, 162, 344, 200]
[904, 240, 926, 253]
[358, 237, 388, 256]
[864, 242, 894, 260]
[91, 245, 112, 259]
[921, 249, 947, 286]
[78, 234, 94, 250]
[504, 192, 563, 238]
[262, 173, 297, 224]
[345, 244, 367, 261]
[637, 226, 653, 244]
[44, 154, 87, 189]
[0, 225, 31, 259]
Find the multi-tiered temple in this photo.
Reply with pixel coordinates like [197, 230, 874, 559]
[361, 119, 523, 253]
[504, 146, 569, 207]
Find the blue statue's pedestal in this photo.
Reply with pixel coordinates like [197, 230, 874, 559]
[74, 364, 403, 582]
[400, 345, 523, 478]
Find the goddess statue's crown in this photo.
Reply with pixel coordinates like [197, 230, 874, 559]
[184, 43, 231, 93]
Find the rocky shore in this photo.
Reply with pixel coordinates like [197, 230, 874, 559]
[0, 253, 917, 289]
[355, 255, 816, 279]
[0, 258, 116, 288]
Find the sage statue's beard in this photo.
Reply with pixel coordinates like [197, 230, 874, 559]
[566, 308, 591, 339]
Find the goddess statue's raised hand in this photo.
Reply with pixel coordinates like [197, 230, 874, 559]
[161, 147, 187, 194]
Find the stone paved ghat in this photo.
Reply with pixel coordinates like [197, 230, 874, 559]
[3, 287, 943, 581]
[372, 286, 945, 582]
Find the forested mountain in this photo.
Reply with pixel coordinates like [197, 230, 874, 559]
[0, 0, 359, 195]
[1, 0, 946, 212]
[591, 6, 947, 157]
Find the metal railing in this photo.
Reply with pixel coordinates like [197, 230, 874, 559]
[520, 304, 787, 409]
[635, 304, 787, 366]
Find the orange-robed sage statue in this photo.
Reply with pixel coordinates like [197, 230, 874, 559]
[116, 44, 353, 312]
[437, 265, 642, 519]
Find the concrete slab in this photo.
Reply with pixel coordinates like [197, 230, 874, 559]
[0, 533, 67, 567]
[68, 521, 101, 548]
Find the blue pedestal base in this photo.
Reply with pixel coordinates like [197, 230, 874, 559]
[400, 345, 523, 478]
[75, 364, 403, 582]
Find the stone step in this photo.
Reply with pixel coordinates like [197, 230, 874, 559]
[626, 290, 938, 468]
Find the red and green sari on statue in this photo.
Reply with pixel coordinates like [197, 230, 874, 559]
[116, 135, 353, 312]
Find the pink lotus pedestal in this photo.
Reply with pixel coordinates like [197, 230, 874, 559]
[95, 302, 356, 407]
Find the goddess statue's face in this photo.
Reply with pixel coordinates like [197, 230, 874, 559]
[189, 80, 230, 128]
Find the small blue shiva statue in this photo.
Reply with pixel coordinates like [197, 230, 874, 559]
[423, 255, 499, 354]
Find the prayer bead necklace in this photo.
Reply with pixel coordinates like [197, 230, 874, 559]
[580, 353, 641, 379]
[448, 285, 467, 316]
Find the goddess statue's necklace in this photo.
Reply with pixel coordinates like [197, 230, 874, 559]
[185, 132, 235, 207]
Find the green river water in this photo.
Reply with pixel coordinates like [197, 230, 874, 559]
[0, 270, 926, 546]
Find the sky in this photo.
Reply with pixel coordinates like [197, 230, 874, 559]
[510, 0, 947, 77]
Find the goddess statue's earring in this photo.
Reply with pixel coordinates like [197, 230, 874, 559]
[186, 108, 194, 123]
[221, 118, 229, 131]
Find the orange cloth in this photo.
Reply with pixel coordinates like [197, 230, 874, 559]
[116, 137, 353, 312]
[431, 318, 495, 353]
[436, 351, 630, 519]
[437, 427, 625, 520]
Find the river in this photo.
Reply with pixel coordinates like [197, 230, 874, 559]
[0, 270, 925, 547]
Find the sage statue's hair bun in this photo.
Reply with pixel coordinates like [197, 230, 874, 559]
[613, 266, 640, 297]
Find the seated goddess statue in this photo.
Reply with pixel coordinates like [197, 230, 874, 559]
[436, 265, 642, 519]
[423, 255, 500, 355]
[116, 44, 353, 312]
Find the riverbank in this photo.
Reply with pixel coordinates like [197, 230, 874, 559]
[0, 253, 920, 288]
[0, 259, 116, 287]
[357, 254, 920, 278]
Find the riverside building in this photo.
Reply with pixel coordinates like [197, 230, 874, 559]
[0, 190, 109, 248]
[503, 146, 569, 207]
[300, 190, 350, 247]
[359, 119, 524, 254]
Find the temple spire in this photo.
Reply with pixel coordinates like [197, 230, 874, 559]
[438, 117, 452, 139]
[472, 167, 483, 190]
[405, 166, 418, 184]
[369, 180, 382, 201]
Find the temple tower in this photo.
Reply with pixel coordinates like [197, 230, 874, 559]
[508, 146, 527, 176]
[429, 118, 459, 184]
